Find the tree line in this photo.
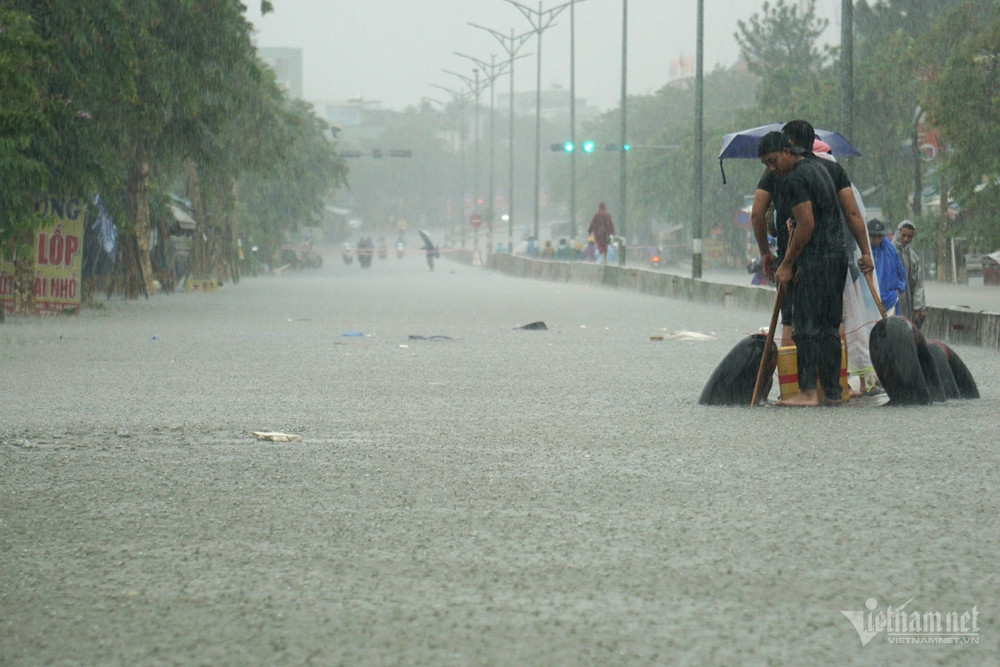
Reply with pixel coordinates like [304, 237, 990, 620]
[1, 1, 346, 314]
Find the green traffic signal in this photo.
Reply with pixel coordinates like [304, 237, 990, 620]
[563, 141, 575, 153]
[582, 140, 596, 153]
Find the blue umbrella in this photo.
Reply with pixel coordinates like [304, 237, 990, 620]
[717, 122, 861, 183]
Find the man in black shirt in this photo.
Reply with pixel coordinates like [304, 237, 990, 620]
[781, 120, 873, 276]
[752, 161, 795, 345]
[757, 131, 847, 406]
[751, 122, 874, 345]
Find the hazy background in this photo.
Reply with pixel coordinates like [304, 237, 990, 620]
[246, 0, 844, 112]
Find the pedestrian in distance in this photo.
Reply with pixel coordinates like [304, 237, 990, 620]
[588, 203, 615, 265]
[757, 131, 847, 407]
[867, 218, 906, 314]
[893, 220, 926, 327]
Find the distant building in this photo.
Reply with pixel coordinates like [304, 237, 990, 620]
[258, 47, 303, 100]
[315, 96, 385, 129]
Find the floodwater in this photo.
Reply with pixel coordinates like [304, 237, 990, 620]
[2, 250, 997, 664]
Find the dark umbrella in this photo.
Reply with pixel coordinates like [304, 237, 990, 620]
[717, 122, 861, 183]
[418, 229, 439, 258]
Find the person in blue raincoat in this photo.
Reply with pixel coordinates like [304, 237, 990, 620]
[867, 218, 906, 313]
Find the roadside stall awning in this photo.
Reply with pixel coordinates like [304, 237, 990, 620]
[170, 204, 196, 230]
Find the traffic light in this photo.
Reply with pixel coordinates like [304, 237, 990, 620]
[604, 143, 631, 152]
[550, 141, 575, 152]
[581, 140, 596, 153]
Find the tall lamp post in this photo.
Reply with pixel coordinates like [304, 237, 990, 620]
[691, 0, 704, 279]
[840, 0, 854, 143]
[618, 0, 628, 265]
[469, 23, 533, 254]
[567, 0, 587, 241]
[455, 52, 512, 247]
[443, 69, 488, 232]
[503, 0, 575, 242]
[431, 83, 471, 244]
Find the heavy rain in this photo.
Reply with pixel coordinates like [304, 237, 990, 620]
[3, 1, 999, 664]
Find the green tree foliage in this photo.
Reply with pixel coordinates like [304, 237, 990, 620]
[2, 1, 343, 305]
[854, 0, 991, 45]
[238, 97, 347, 254]
[0, 5, 118, 241]
[849, 30, 921, 223]
[734, 0, 839, 125]
[922, 2, 1000, 252]
[735, 0, 834, 77]
[0, 8, 52, 243]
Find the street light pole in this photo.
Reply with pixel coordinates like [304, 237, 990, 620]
[840, 0, 854, 143]
[569, 1, 588, 242]
[431, 83, 471, 244]
[692, 0, 704, 279]
[443, 69, 488, 238]
[455, 52, 513, 247]
[503, 0, 574, 243]
[469, 23, 533, 255]
[618, 0, 628, 266]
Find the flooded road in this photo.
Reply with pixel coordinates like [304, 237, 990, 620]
[2, 251, 997, 664]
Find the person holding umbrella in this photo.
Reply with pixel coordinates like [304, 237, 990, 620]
[757, 131, 847, 407]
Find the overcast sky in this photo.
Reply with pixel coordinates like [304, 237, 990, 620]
[246, 0, 842, 112]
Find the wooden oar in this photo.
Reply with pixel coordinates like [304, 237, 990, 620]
[863, 271, 888, 319]
[750, 281, 785, 407]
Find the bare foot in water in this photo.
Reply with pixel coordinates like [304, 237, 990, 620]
[775, 390, 820, 407]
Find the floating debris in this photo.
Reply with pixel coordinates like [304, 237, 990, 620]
[655, 330, 716, 341]
[515, 321, 547, 331]
[252, 431, 302, 442]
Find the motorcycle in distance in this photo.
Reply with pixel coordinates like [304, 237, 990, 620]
[357, 237, 374, 268]
[396, 241, 405, 260]
[342, 242, 354, 265]
[648, 246, 669, 269]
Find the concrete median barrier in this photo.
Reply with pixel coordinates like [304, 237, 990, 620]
[447, 251, 1000, 350]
